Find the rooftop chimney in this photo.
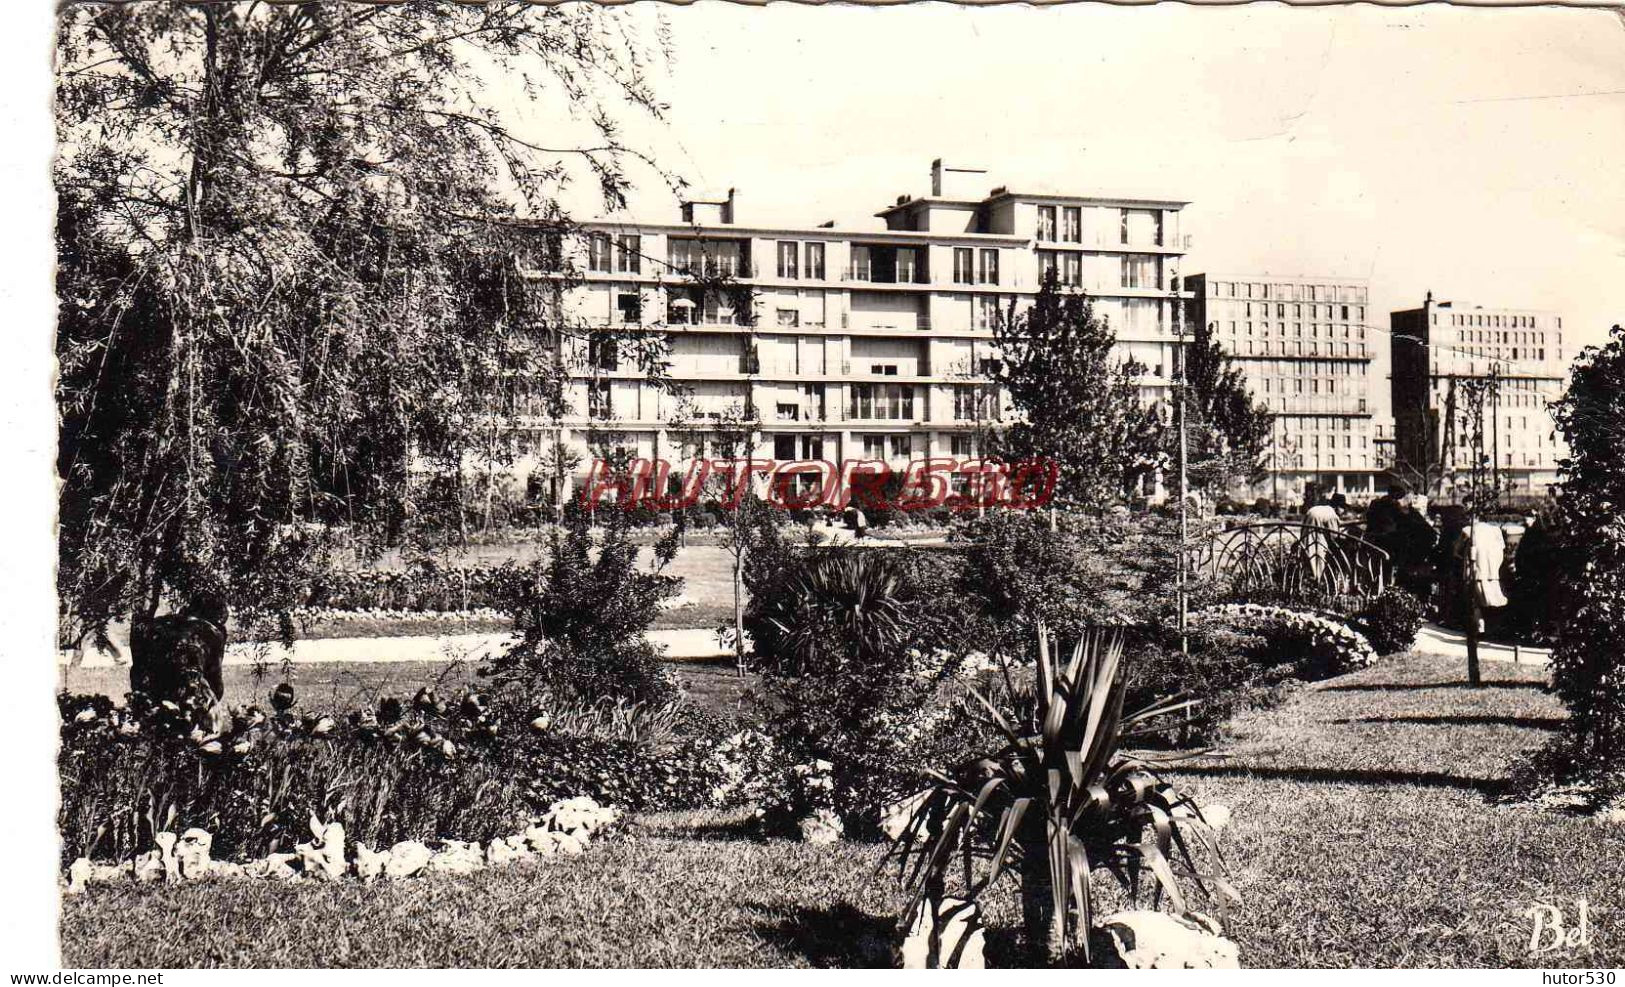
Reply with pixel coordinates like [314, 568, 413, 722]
[930, 158, 989, 199]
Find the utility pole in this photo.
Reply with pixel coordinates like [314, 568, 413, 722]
[1271, 414, 1280, 507]
[1174, 293, 1189, 658]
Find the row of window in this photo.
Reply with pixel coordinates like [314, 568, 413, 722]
[1444, 312, 1552, 330]
[1036, 205, 1166, 247]
[1208, 281, 1367, 304]
[1230, 302, 1365, 322]
[1224, 321, 1367, 340]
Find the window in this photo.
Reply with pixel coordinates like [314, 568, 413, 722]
[978, 249, 999, 285]
[848, 383, 915, 420]
[953, 385, 980, 420]
[889, 434, 912, 459]
[776, 308, 800, 328]
[616, 292, 641, 324]
[588, 233, 612, 272]
[589, 335, 618, 371]
[953, 247, 973, 285]
[1061, 253, 1082, 287]
[805, 242, 825, 280]
[896, 248, 920, 284]
[777, 241, 799, 279]
[848, 245, 872, 281]
[862, 434, 888, 459]
[1120, 254, 1160, 289]
[588, 380, 611, 419]
[773, 435, 796, 460]
[1037, 251, 1058, 282]
[1120, 208, 1162, 246]
[1061, 206, 1082, 242]
[614, 235, 640, 274]
[1037, 205, 1057, 241]
[775, 403, 800, 422]
[872, 363, 899, 376]
[976, 295, 1001, 331]
[950, 434, 974, 457]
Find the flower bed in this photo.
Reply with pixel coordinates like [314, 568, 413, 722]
[57, 689, 724, 866]
[1191, 603, 1379, 676]
[64, 795, 622, 893]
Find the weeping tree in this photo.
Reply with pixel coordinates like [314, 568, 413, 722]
[55, 2, 672, 646]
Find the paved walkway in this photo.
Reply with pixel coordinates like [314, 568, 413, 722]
[58, 626, 736, 669]
[1411, 622, 1551, 667]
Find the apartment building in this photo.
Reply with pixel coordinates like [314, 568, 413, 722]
[1184, 273, 1381, 502]
[515, 161, 1193, 499]
[1390, 294, 1569, 500]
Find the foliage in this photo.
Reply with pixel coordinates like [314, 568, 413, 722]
[1121, 625, 1292, 746]
[1174, 320, 1273, 494]
[1353, 588, 1427, 656]
[990, 272, 1165, 511]
[743, 548, 988, 831]
[57, 684, 724, 866]
[885, 627, 1234, 966]
[1546, 324, 1625, 774]
[55, 3, 669, 644]
[306, 561, 528, 613]
[481, 501, 680, 705]
[955, 508, 1215, 640]
[1190, 603, 1378, 676]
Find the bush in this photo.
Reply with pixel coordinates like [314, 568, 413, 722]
[1547, 324, 1625, 775]
[742, 548, 979, 833]
[56, 686, 725, 866]
[305, 560, 526, 613]
[481, 503, 679, 706]
[1355, 587, 1427, 655]
[1191, 603, 1378, 677]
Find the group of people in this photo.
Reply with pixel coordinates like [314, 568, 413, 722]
[1301, 479, 1513, 628]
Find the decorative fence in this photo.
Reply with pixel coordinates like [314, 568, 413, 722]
[1189, 521, 1393, 611]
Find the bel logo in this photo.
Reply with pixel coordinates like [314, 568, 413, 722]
[1527, 898, 1593, 955]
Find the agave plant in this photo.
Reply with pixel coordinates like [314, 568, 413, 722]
[884, 624, 1236, 967]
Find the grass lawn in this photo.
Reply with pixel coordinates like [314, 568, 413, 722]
[61, 653, 1620, 968]
[60, 659, 759, 719]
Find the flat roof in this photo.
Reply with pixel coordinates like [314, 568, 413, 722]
[559, 218, 1030, 245]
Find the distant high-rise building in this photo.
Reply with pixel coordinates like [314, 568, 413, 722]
[1389, 295, 1568, 500]
[1184, 273, 1380, 502]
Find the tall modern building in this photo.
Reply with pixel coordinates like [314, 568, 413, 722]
[515, 161, 1194, 499]
[1390, 294, 1569, 500]
[1184, 273, 1381, 502]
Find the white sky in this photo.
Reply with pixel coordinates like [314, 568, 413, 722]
[554, 2, 1625, 354]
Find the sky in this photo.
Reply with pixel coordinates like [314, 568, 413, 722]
[547, 2, 1625, 358]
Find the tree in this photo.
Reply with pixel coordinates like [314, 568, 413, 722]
[1547, 325, 1625, 774]
[1176, 320, 1272, 496]
[991, 271, 1163, 512]
[55, 3, 669, 644]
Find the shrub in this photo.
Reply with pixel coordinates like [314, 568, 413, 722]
[305, 561, 527, 613]
[1547, 324, 1625, 776]
[1190, 603, 1378, 677]
[1353, 588, 1427, 655]
[743, 549, 978, 832]
[955, 508, 1219, 638]
[481, 502, 679, 706]
[885, 626, 1233, 967]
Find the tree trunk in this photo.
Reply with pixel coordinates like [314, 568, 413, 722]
[1018, 826, 1067, 966]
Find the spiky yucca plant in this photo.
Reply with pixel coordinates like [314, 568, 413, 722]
[885, 625, 1237, 967]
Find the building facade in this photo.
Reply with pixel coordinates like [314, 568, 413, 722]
[1390, 294, 1568, 501]
[515, 161, 1194, 500]
[1184, 273, 1381, 503]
